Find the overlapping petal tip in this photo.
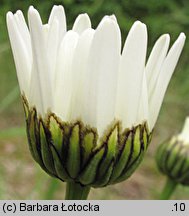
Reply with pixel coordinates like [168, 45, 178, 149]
[146, 34, 170, 83]
[6, 12, 17, 39]
[28, 6, 53, 116]
[14, 10, 26, 27]
[14, 10, 32, 51]
[98, 15, 119, 27]
[109, 14, 117, 22]
[149, 32, 186, 129]
[6, 11, 32, 96]
[100, 14, 117, 23]
[28, 6, 43, 33]
[94, 15, 121, 50]
[48, 5, 66, 40]
[7, 9, 31, 47]
[48, 5, 66, 24]
[72, 13, 91, 34]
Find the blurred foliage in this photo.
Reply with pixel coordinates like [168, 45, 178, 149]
[0, 0, 189, 199]
[0, 0, 189, 43]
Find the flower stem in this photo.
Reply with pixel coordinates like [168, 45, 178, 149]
[160, 178, 177, 200]
[65, 182, 90, 200]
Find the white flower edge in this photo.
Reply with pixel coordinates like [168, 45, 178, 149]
[177, 117, 189, 144]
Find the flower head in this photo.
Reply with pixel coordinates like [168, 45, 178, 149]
[156, 117, 189, 186]
[7, 5, 185, 187]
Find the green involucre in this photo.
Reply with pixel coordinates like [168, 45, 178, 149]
[23, 96, 151, 187]
[156, 137, 189, 185]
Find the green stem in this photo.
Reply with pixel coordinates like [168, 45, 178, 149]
[45, 178, 60, 200]
[160, 178, 178, 200]
[65, 182, 90, 200]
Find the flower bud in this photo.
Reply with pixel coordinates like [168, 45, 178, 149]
[156, 117, 189, 185]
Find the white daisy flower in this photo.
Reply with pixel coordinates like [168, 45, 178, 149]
[6, 5, 185, 199]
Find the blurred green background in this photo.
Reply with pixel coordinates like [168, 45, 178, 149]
[0, 0, 189, 199]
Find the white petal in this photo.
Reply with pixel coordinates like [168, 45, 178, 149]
[28, 6, 53, 115]
[101, 15, 117, 22]
[137, 74, 149, 128]
[53, 30, 79, 121]
[14, 10, 32, 61]
[48, 5, 66, 42]
[6, 12, 31, 97]
[116, 21, 147, 129]
[81, 17, 121, 135]
[109, 14, 117, 22]
[146, 34, 170, 100]
[178, 117, 189, 144]
[70, 28, 95, 121]
[46, 18, 59, 90]
[72, 13, 91, 34]
[149, 33, 186, 129]
[42, 24, 50, 46]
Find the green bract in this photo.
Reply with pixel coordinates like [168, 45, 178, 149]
[156, 137, 189, 186]
[24, 97, 151, 187]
